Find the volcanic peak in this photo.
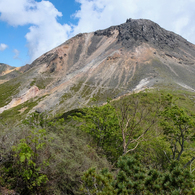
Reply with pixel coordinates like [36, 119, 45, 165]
[95, 18, 191, 51]
[1, 18, 195, 115]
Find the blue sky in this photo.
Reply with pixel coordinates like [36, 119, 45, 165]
[0, 0, 195, 67]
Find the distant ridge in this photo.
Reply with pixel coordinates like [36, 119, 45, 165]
[0, 63, 15, 75]
[0, 63, 22, 81]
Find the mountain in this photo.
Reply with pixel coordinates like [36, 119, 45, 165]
[0, 63, 15, 73]
[1, 18, 195, 115]
[0, 63, 22, 83]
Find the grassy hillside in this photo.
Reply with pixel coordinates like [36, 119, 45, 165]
[1, 89, 195, 194]
[0, 79, 21, 108]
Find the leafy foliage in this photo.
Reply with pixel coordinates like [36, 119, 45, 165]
[45, 119, 109, 194]
[73, 92, 164, 161]
[81, 168, 117, 195]
[1, 90, 195, 194]
[1, 119, 51, 194]
[0, 112, 110, 194]
[81, 155, 195, 195]
[114, 155, 147, 194]
[72, 101, 123, 161]
[112, 92, 164, 155]
[160, 94, 195, 164]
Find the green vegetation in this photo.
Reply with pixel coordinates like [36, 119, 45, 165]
[73, 100, 122, 162]
[0, 80, 20, 107]
[0, 113, 109, 194]
[1, 89, 195, 194]
[60, 92, 73, 104]
[161, 94, 195, 162]
[0, 96, 46, 124]
[92, 88, 121, 103]
[30, 77, 53, 89]
[68, 80, 121, 103]
[70, 81, 83, 93]
[2, 127, 50, 194]
[81, 155, 195, 195]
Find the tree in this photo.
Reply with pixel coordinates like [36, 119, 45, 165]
[1, 114, 52, 195]
[114, 155, 147, 194]
[160, 94, 195, 165]
[160, 160, 195, 194]
[81, 155, 147, 195]
[81, 155, 195, 195]
[113, 92, 163, 155]
[73, 101, 123, 161]
[80, 168, 117, 195]
[74, 92, 164, 159]
[11, 129, 50, 194]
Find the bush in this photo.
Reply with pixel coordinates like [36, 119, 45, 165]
[81, 155, 195, 195]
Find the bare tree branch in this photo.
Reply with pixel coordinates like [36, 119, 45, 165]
[125, 142, 140, 155]
[163, 150, 171, 163]
[183, 157, 195, 169]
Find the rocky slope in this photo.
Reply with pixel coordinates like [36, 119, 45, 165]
[0, 63, 14, 74]
[0, 63, 23, 83]
[1, 18, 195, 114]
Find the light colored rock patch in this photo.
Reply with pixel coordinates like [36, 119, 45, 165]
[18, 107, 28, 114]
[0, 86, 40, 114]
[0, 80, 8, 84]
[177, 82, 195, 91]
[133, 78, 150, 91]
[1, 67, 20, 76]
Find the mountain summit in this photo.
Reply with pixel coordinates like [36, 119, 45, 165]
[97, 18, 182, 49]
[1, 19, 195, 114]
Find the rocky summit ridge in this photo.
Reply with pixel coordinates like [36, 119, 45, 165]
[97, 19, 179, 48]
[1, 19, 195, 115]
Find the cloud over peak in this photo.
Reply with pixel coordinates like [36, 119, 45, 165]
[74, 0, 195, 45]
[0, 0, 72, 62]
[0, 0, 195, 64]
[0, 0, 62, 26]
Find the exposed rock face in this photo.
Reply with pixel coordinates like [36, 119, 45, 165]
[1, 19, 195, 114]
[96, 19, 183, 49]
[0, 86, 39, 114]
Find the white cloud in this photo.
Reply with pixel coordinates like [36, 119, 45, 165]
[25, 20, 71, 61]
[13, 49, 20, 59]
[73, 0, 138, 34]
[0, 43, 8, 51]
[0, 0, 195, 64]
[0, 0, 72, 62]
[74, 0, 195, 44]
